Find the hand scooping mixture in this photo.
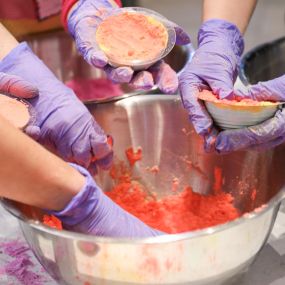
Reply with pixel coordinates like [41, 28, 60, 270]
[43, 147, 240, 234]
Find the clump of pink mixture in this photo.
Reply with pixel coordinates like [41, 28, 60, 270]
[198, 90, 277, 106]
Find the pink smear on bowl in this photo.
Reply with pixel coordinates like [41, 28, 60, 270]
[65, 78, 124, 102]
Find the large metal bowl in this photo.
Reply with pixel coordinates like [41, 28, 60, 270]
[2, 95, 285, 285]
[22, 30, 194, 103]
[239, 36, 285, 85]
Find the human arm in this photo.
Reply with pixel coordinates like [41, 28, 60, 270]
[0, 23, 112, 174]
[0, 114, 161, 237]
[203, 0, 257, 34]
[0, 115, 84, 211]
[61, 0, 191, 94]
[179, 0, 257, 151]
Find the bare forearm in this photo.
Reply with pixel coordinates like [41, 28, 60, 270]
[0, 24, 18, 60]
[0, 115, 85, 211]
[203, 0, 257, 34]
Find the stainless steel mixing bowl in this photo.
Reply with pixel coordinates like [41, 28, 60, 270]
[239, 36, 285, 85]
[2, 95, 285, 285]
[22, 30, 194, 103]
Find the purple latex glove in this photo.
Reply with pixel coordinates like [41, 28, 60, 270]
[215, 75, 285, 153]
[49, 163, 163, 238]
[0, 72, 38, 99]
[67, 0, 191, 94]
[0, 43, 112, 174]
[179, 19, 244, 151]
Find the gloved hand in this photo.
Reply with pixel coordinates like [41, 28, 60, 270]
[215, 75, 285, 153]
[0, 43, 112, 175]
[179, 19, 244, 151]
[67, 0, 191, 94]
[0, 72, 38, 99]
[49, 163, 163, 238]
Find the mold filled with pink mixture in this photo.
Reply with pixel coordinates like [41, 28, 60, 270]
[198, 90, 277, 106]
[96, 12, 168, 65]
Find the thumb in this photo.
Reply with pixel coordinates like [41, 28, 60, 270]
[167, 20, 191, 45]
[235, 75, 285, 102]
[73, 21, 108, 68]
[25, 125, 41, 140]
[0, 72, 38, 99]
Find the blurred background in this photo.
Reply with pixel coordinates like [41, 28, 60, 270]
[124, 0, 285, 52]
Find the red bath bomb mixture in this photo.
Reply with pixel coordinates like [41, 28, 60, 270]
[107, 147, 240, 234]
[43, 215, 63, 230]
[44, 146, 240, 234]
[96, 12, 168, 65]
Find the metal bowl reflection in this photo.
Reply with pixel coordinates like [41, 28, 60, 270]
[23, 30, 194, 103]
[239, 36, 285, 85]
[2, 95, 285, 285]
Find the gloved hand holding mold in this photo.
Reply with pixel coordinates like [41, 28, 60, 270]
[63, 0, 191, 94]
[215, 75, 285, 153]
[0, 113, 161, 238]
[178, 0, 285, 153]
[0, 41, 113, 175]
[179, 19, 244, 151]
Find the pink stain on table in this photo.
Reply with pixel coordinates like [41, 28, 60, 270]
[0, 240, 47, 285]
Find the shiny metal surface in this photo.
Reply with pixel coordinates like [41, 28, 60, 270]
[2, 95, 285, 285]
[22, 30, 194, 103]
[239, 37, 285, 86]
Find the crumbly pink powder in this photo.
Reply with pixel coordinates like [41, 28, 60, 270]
[0, 240, 47, 285]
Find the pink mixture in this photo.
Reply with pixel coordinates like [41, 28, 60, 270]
[66, 78, 123, 102]
[96, 12, 168, 65]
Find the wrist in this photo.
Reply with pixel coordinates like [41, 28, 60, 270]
[43, 163, 86, 211]
[198, 19, 244, 57]
[48, 163, 102, 226]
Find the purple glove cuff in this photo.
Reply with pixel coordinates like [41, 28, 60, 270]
[0, 43, 30, 72]
[47, 163, 102, 226]
[198, 19, 244, 57]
